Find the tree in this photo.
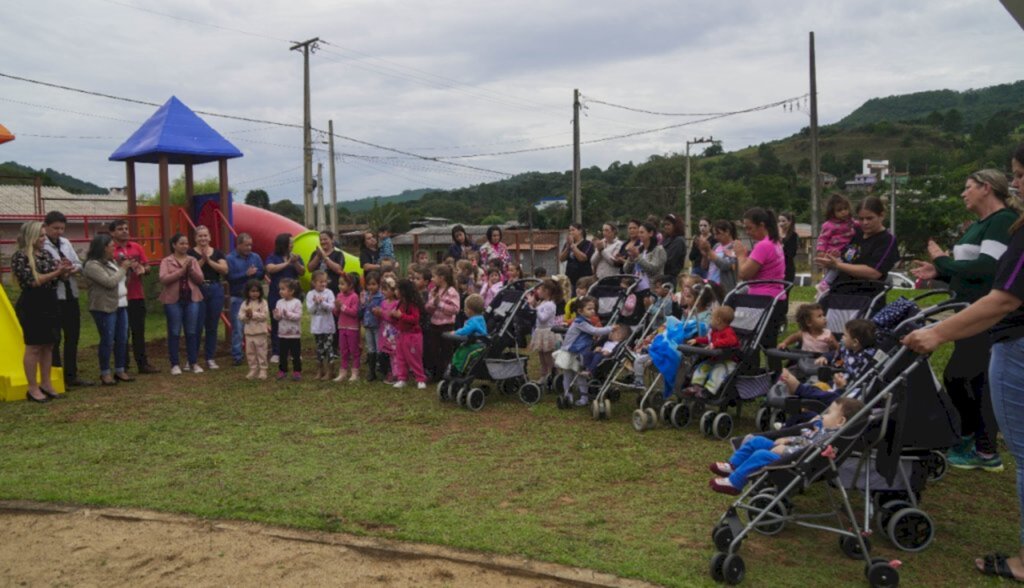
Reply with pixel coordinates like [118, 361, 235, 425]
[703, 143, 724, 157]
[139, 173, 225, 206]
[270, 199, 304, 224]
[245, 189, 270, 209]
[942, 109, 964, 134]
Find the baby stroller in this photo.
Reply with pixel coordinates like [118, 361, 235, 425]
[552, 274, 641, 415]
[663, 280, 792, 440]
[437, 279, 540, 411]
[708, 307, 962, 587]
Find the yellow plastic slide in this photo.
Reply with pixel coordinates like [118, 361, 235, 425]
[0, 286, 64, 401]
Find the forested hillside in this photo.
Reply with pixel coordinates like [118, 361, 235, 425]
[0, 161, 107, 193]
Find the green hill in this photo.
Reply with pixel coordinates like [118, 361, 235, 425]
[834, 80, 1024, 130]
[0, 161, 106, 194]
[343, 188, 437, 213]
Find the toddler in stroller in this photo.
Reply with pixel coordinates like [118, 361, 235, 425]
[681, 305, 741, 399]
[581, 323, 631, 377]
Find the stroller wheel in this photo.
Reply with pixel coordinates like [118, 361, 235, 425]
[671, 403, 692, 428]
[603, 398, 612, 417]
[746, 494, 787, 535]
[886, 508, 935, 552]
[866, 561, 900, 588]
[591, 399, 602, 420]
[455, 386, 468, 407]
[659, 400, 676, 424]
[721, 554, 745, 585]
[839, 535, 870, 560]
[712, 525, 735, 552]
[926, 451, 948, 482]
[712, 413, 734, 440]
[518, 382, 542, 405]
[466, 388, 486, 412]
[550, 373, 565, 393]
[754, 406, 771, 432]
[644, 407, 657, 427]
[874, 499, 913, 534]
[700, 411, 715, 437]
[437, 380, 450, 402]
[709, 552, 728, 583]
[632, 409, 650, 432]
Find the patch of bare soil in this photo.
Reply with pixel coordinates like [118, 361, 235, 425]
[0, 501, 659, 588]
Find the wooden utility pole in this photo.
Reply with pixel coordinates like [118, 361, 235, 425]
[809, 31, 821, 276]
[890, 164, 897, 238]
[328, 119, 338, 237]
[291, 37, 320, 228]
[684, 137, 715, 243]
[572, 88, 582, 224]
[316, 162, 325, 232]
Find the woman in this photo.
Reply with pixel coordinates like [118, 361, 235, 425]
[159, 233, 205, 375]
[265, 233, 304, 364]
[688, 217, 715, 278]
[11, 221, 68, 402]
[447, 225, 477, 262]
[479, 225, 511, 272]
[359, 231, 382, 273]
[909, 169, 1017, 472]
[624, 221, 666, 296]
[188, 225, 228, 370]
[903, 147, 1024, 583]
[83, 234, 133, 385]
[308, 231, 346, 294]
[560, 222, 594, 290]
[778, 211, 799, 284]
[701, 219, 738, 294]
[734, 208, 787, 360]
[614, 219, 642, 270]
[590, 222, 623, 280]
[815, 196, 900, 305]
[661, 213, 688, 280]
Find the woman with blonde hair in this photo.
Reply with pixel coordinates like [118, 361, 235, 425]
[11, 221, 70, 402]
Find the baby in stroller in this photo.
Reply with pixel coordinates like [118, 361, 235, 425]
[680, 305, 740, 398]
[448, 294, 488, 376]
[709, 396, 864, 495]
[581, 323, 630, 377]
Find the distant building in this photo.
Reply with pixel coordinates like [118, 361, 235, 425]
[845, 174, 878, 190]
[534, 197, 567, 211]
[392, 222, 564, 273]
[820, 172, 837, 188]
[862, 159, 890, 179]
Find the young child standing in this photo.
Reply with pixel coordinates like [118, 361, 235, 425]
[306, 270, 337, 380]
[391, 279, 428, 389]
[560, 296, 614, 405]
[529, 279, 563, 384]
[374, 276, 399, 383]
[817, 193, 857, 294]
[237, 279, 270, 380]
[684, 305, 741, 397]
[359, 271, 383, 381]
[565, 275, 596, 323]
[424, 265, 461, 382]
[378, 225, 396, 264]
[334, 272, 361, 382]
[273, 278, 303, 380]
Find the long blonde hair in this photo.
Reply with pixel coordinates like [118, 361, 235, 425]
[16, 221, 43, 282]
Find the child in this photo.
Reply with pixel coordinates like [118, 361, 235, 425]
[378, 225, 395, 263]
[455, 294, 488, 338]
[529, 278, 564, 383]
[374, 276, 399, 383]
[565, 275, 596, 323]
[817, 193, 857, 294]
[391, 278, 428, 389]
[559, 296, 614, 405]
[272, 278, 303, 380]
[709, 397, 864, 494]
[334, 272, 361, 382]
[415, 249, 430, 265]
[583, 322, 630, 376]
[780, 303, 837, 354]
[237, 279, 270, 380]
[673, 274, 701, 318]
[306, 270, 337, 381]
[781, 318, 877, 408]
[684, 305, 741, 397]
[359, 271, 384, 381]
[648, 275, 674, 327]
[507, 263, 525, 283]
[479, 267, 504, 307]
[534, 267, 548, 279]
[424, 265, 461, 382]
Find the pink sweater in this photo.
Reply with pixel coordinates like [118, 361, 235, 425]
[335, 290, 360, 330]
[817, 218, 857, 255]
[425, 286, 460, 326]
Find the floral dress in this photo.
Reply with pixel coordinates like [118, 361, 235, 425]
[12, 248, 60, 345]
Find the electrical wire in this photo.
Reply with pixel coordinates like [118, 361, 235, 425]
[581, 93, 809, 117]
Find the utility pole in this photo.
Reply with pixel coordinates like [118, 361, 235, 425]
[890, 164, 897, 238]
[809, 31, 821, 277]
[572, 88, 582, 224]
[291, 37, 320, 228]
[328, 119, 338, 236]
[684, 136, 716, 243]
[316, 163, 325, 231]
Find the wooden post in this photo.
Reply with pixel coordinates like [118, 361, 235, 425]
[219, 159, 230, 254]
[809, 31, 821, 279]
[184, 162, 195, 238]
[126, 161, 138, 238]
[572, 89, 582, 224]
[158, 155, 170, 253]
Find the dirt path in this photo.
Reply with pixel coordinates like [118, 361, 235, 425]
[0, 501, 658, 588]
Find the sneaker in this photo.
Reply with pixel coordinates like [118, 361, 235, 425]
[416, 382, 427, 390]
[950, 449, 1004, 472]
[207, 360, 220, 370]
[709, 477, 741, 496]
[575, 395, 590, 407]
[270, 355, 280, 364]
[276, 371, 286, 381]
[169, 365, 182, 376]
[948, 435, 975, 462]
[393, 381, 406, 388]
[291, 371, 301, 381]
[191, 364, 204, 374]
[709, 462, 734, 476]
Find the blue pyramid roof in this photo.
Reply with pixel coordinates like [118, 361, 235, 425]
[109, 96, 243, 164]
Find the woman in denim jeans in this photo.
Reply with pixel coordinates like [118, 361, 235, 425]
[187, 226, 228, 370]
[83, 234, 133, 385]
[158, 233, 205, 375]
[904, 144, 1024, 582]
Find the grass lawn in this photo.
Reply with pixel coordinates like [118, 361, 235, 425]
[0, 285, 1010, 587]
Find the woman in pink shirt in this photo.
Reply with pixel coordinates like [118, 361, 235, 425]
[734, 207, 788, 368]
[423, 265, 461, 382]
[158, 233, 205, 375]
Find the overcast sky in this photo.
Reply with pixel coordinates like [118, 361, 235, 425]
[2, 0, 1023, 203]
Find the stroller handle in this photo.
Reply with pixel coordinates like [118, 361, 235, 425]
[676, 344, 732, 359]
[764, 348, 820, 361]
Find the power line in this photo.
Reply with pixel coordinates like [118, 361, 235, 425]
[581, 93, 809, 117]
[96, 0, 292, 43]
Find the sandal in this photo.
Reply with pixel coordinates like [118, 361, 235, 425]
[978, 553, 1024, 582]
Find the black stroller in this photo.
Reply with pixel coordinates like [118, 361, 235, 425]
[437, 279, 540, 411]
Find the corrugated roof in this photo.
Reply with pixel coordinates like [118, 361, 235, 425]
[0, 185, 127, 216]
